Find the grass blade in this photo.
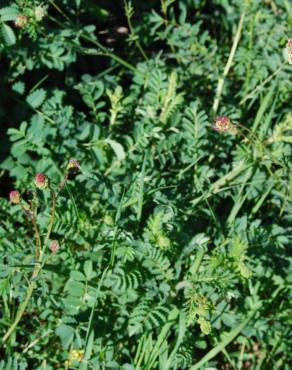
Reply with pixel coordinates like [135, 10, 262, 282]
[189, 309, 258, 370]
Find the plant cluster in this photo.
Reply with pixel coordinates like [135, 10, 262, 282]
[0, 0, 291, 369]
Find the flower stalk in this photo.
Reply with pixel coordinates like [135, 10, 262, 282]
[212, 11, 245, 115]
[2, 175, 58, 344]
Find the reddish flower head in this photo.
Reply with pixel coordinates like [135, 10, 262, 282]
[213, 116, 238, 134]
[9, 190, 21, 204]
[35, 173, 48, 189]
[50, 240, 59, 253]
[14, 15, 28, 28]
[213, 116, 232, 132]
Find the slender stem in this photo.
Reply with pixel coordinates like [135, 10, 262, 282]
[191, 161, 252, 207]
[44, 188, 56, 249]
[124, 0, 148, 60]
[31, 210, 42, 260]
[47, 6, 137, 73]
[2, 211, 43, 345]
[2, 189, 57, 344]
[48, 0, 71, 22]
[57, 173, 68, 198]
[194, 274, 236, 283]
[80, 33, 137, 72]
[240, 65, 283, 105]
[161, 0, 180, 64]
[82, 266, 109, 361]
[212, 11, 245, 115]
[22, 329, 52, 354]
[2, 264, 41, 344]
[189, 247, 205, 277]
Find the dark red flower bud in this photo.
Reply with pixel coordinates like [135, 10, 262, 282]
[35, 173, 48, 189]
[9, 190, 21, 204]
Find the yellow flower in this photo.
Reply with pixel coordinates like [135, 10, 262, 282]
[65, 349, 84, 366]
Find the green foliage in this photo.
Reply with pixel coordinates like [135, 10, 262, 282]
[0, 5, 18, 46]
[26, 88, 47, 108]
[0, 0, 291, 369]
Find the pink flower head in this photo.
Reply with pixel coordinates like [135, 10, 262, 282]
[67, 159, 80, 171]
[9, 190, 21, 204]
[287, 39, 292, 49]
[213, 116, 233, 132]
[35, 173, 48, 189]
[50, 240, 59, 253]
[14, 15, 28, 28]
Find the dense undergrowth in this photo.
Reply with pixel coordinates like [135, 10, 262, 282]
[0, 0, 291, 369]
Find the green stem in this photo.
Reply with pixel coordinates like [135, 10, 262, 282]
[81, 33, 137, 73]
[48, 0, 71, 22]
[212, 11, 245, 115]
[31, 209, 42, 260]
[2, 264, 42, 344]
[240, 65, 283, 105]
[2, 189, 57, 344]
[81, 266, 109, 365]
[191, 161, 252, 207]
[189, 247, 205, 277]
[124, 0, 148, 60]
[194, 274, 236, 283]
[47, 4, 137, 73]
[57, 173, 68, 198]
[44, 188, 56, 249]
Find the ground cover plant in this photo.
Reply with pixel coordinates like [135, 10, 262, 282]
[0, 0, 291, 369]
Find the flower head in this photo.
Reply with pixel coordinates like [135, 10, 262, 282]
[14, 15, 28, 28]
[67, 159, 80, 179]
[213, 116, 237, 134]
[64, 349, 84, 367]
[213, 116, 232, 132]
[35, 5, 46, 21]
[50, 240, 59, 253]
[67, 159, 80, 171]
[9, 190, 21, 204]
[35, 173, 48, 189]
